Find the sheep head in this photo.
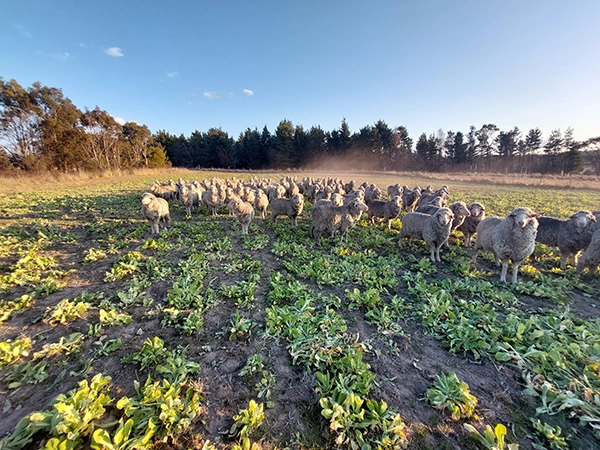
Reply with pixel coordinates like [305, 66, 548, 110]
[508, 207, 539, 229]
[435, 207, 454, 226]
[571, 210, 597, 230]
[468, 202, 485, 218]
[141, 193, 155, 205]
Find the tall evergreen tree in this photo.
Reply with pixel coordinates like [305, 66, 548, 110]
[524, 128, 543, 155]
[454, 132, 467, 164]
[272, 120, 295, 168]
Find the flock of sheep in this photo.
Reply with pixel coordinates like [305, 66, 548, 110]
[141, 175, 600, 283]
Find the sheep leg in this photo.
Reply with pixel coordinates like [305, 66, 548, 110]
[511, 262, 521, 285]
[500, 260, 509, 283]
[436, 245, 442, 263]
[429, 245, 436, 263]
[560, 253, 569, 270]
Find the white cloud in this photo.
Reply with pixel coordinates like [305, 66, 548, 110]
[243, 89, 254, 96]
[55, 52, 73, 61]
[105, 47, 124, 57]
[167, 71, 178, 78]
[204, 91, 220, 99]
[114, 117, 126, 125]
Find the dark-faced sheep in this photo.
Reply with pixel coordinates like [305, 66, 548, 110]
[142, 193, 170, 235]
[472, 207, 539, 284]
[400, 208, 454, 263]
[270, 193, 304, 225]
[535, 210, 597, 270]
[457, 202, 486, 247]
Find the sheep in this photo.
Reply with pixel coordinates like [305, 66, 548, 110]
[415, 196, 445, 214]
[402, 187, 421, 212]
[254, 189, 269, 219]
[399, 208, 454, 263]
[457, 202, 486, 247]
[202, 187, 221, 216]
[367, 196, 403, 229]
[315, 193, 344, 208]
[228, 198, 254, 234]
[576, 228, 600, 274]
[535, 210, 597, 270]
[472, 207, 539, 284]
[387, 183, 404, 199]
[141, 193, 170, 235]
[151, 180, 177, 202]
[270, 193, 304, 225]
[179, 185, 200, 216]
[311, 198, 368, 244]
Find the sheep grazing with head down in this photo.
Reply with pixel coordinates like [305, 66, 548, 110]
[576, 228, 600, 274]
[228, 197, 254, 234]
[141, 192, 170, 235]
[270, 193, 304, 225]
[399, 208, 454, 263]
[367, 196, 403, 229]
[535, 210, 597, 270]
[457, 202, 486, 247]
[472, 207, 539, 284]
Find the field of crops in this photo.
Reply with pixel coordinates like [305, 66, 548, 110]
[1, 169, 600, 450]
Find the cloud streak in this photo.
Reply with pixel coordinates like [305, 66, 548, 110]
[243, 89, 254, 96]
[167, 71, 178, 78]
[13, 23, 32, 38]
[105, 47, 124, 57]
[204, 91, 220, 99]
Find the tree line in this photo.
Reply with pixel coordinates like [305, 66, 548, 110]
[2, 78, 600, 175]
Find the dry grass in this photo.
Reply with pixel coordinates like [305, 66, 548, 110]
[1, 167, 599, 195]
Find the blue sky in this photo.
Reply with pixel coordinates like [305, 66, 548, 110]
[2, 1, 599, 142]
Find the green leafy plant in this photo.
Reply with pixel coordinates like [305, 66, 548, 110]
[229, 312, 255, 340]
[122, 336, 171, 371]
[530, 419, 568, 449]
[229, 400, 265, 441]
[239, 354, 265, 377]
[464, 423, 519, 450]
[426, 372, 478, 420]
[116, 375, 202, 446]
[99, 308, 133, 326]
[46, 298, 89, 324]
[0, 373, 112, 450]
[0, 335, 32, 368]
[33, 332, 85, 359]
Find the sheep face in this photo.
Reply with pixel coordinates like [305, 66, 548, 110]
[392, 196, 402, 208]
[141, 193, 156, 205]
[469, 203, 485, 218]
[434, 208, 454, 226]
[509, 207, 539, 229]
[451, 202, 471, 218]
[571, 210, 597, 230]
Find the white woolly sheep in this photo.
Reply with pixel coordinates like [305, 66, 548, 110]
[202, 187, 221, 216]
[254, 189, 269, 219]
[400, 208, 454, 263]
[535, 210, 597, 270]
[270, 193, 304, 225]
[472, 207, 539, 284]
[229, 198, 254, 234]
[141, 192, 170, 235]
